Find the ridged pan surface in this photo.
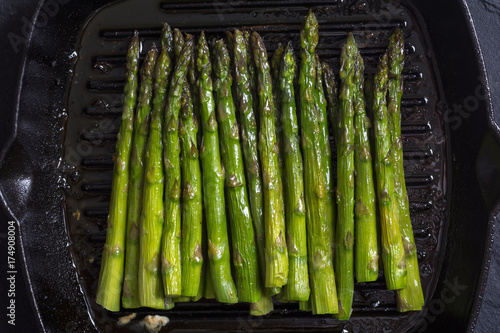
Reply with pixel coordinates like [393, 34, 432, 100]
[63, 0, 449, 331]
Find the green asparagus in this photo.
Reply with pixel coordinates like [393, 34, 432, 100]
[197, 32, 238, 303]
[213, 39, 261, 303]
[372, 52, 407, 290]
[251, 31, 288, 289]
[179, 83, 204, 297]
[96, 31, 140, 312]
[335, 33, 357, 320]
[137, 45, 169, 309]
[299, 10, 338, 315]
[387, 28, 424, 311]
[161, 36, 194, 297]
[353, 54, 379, 283]
[160, 22, 174, 59]
[122, 43, 157, 311]
[280, 43, 310, 302]
[174, 28, 184, 60]
[314, 55, 337, 298]
[132, 23, 173, 308]
[233, 29, 276, 314]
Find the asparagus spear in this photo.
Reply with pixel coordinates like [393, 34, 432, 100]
[213, 39, 261, 303]
[197, 32, 238, 303]
[243, 30, 280, 299]
[176, 30, 206, 297]
[233, 29, 276, 314]
[279, 43, 310, 302]
[179, 83, 204, 297]
[372, 52, 407, 290]
[353, 54, 379, 283]
[96, 32, 140, 312]
[388, 28, 424, 311]
[174, 28, 184, 60]
[121, 44, 157, 311]
[251, 31, 288, 289]
[161, 36, 194, 297]
[335, 33, 357, 320]
[123, 24, 174, 310]
[161, 22, 174, 60]
[314, 55, 337, 290]
[299, 10, 338, 315]
[136, 46, 166, 309]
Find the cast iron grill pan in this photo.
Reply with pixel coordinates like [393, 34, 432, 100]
[62, 1, 449, 331]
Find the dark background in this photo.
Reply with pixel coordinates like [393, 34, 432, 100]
[0, 1, 499, 332]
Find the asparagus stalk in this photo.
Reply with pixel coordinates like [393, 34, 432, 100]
[353, 54, 379, 283]
[213, 39, 261, 303]
[96, 31, 140, 312]
[279, 43, 310, 302]
[251, 31, 288, 289]
[314, 55, 337, 294]
[121, 43, 158, 311]
[179, 83, 204, 297]
[299, 10, 338, 315]
[388, 28, 424, 311]
[161, 36, 194, 297]
[161, 22, 174, 59]
[372, 52, 407, 290]
[136, 46, 167, 309]
[240, 30, 281, 298]
[196, 32, 238, 303]
[126, 24, 174, 310]
[174, 28, 184, 60]
[315, 56, 336, 216]
[233, 29, 276, 314]
[335, 33, 357, 320]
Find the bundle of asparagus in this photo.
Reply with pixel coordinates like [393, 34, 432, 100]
[95, 11, 424, 318]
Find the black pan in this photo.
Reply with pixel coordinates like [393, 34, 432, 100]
[0, 0, 498, 332]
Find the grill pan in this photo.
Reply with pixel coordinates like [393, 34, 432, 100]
[0, 0, 498, 332]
